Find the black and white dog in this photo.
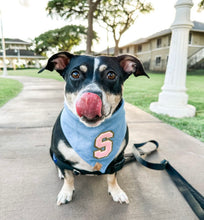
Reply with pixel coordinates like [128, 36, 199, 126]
[39, 52, 148, 205]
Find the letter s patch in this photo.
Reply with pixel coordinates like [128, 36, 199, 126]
[94, 131, 114, 159]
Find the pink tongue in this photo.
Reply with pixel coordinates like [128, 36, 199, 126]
[76, 92, 102, 119]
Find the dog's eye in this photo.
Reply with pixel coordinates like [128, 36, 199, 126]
[107, 71, 116, 80]
[71, 71, 80, 79]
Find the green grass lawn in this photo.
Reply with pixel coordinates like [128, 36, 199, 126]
[0, 68, 203, 142]
[3, 68, 63, 81]
[0, 77, 23, 108]
[0, 69, 61, 108]
[124, 72, 204, 142]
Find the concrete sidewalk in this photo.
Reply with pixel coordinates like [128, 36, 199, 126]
[0, 76, 203, 220]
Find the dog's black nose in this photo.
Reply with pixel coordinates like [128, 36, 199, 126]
[85, 91, 102, 100]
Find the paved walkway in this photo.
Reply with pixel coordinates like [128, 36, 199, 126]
[0, 76, 203, 220]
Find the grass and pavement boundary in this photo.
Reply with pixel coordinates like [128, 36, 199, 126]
[0, 69, 203, 142]
[0, 77, 23, 108]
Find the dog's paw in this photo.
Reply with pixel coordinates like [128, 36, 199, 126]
[57, 189, 74, 205]
[58, 168, 64, 179]
[108, 186, 129, 204]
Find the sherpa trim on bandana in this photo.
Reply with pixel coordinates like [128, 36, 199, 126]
[60, 100, 126, 173]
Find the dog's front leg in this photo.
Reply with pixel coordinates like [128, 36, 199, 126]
[57, 170, 75, 205]
[107, 173, 129, 204]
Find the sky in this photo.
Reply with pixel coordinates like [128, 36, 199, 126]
[0, 0, 203, 52]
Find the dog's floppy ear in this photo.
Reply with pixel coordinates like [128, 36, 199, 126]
[38, 52, 74, 78]
[117, 54, 149, 78]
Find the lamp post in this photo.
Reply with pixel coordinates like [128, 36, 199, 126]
[0, 10, 7, 76]
[150, 0, 196, 118]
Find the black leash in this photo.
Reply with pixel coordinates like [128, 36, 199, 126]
[128, 140, 204, 219]
[52, 139, 204, 218]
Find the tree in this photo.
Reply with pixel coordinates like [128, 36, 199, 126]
[46, 0, 101, 54]
[99, 0, 153, 55]
[198, 0, 204, 10]
[34, 25, 88, 56]
[46, 0, 152, 55]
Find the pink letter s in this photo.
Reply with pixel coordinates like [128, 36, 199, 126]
[94, 131, 114, 159]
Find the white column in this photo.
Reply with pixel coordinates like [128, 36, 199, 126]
[150, 0, 196, 118]
[0, 10, 7, 76]
[35, 59, 40, 68]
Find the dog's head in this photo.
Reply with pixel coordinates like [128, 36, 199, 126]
[39, 52, 149, 127]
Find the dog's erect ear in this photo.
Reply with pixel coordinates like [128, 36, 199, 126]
[38, 52, 74, 77]
[117, 55, 149, 78]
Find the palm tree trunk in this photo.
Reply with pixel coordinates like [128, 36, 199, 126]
[114, 39, 120, 56]
[86, 0, 94, 54]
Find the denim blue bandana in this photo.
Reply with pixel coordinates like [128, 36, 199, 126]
[60, 100, 126, 173]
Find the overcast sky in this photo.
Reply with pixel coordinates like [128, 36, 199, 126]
[0, 0, 203, 52]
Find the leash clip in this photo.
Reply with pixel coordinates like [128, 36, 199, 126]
[161, 159, 168, 166]
[73, 169, 81, 176]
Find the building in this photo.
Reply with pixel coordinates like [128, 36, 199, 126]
[119, 21, 204, 72]
[0, 38, 44, 69]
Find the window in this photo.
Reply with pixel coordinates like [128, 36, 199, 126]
[157, 38, 162, 48]
[168, 36, 171, 46]
[156, 57, 161, 66]
[126, 47, 129, 53]
[138, 45, 142, 52]
[189, 32, 192, 44]
[119, 49, 123, 54]
[134, 46, 137, 54]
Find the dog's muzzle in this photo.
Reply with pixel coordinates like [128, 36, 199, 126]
[76, 92, 102, 120]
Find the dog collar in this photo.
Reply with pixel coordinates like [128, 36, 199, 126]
[60, 100, 127, 173]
